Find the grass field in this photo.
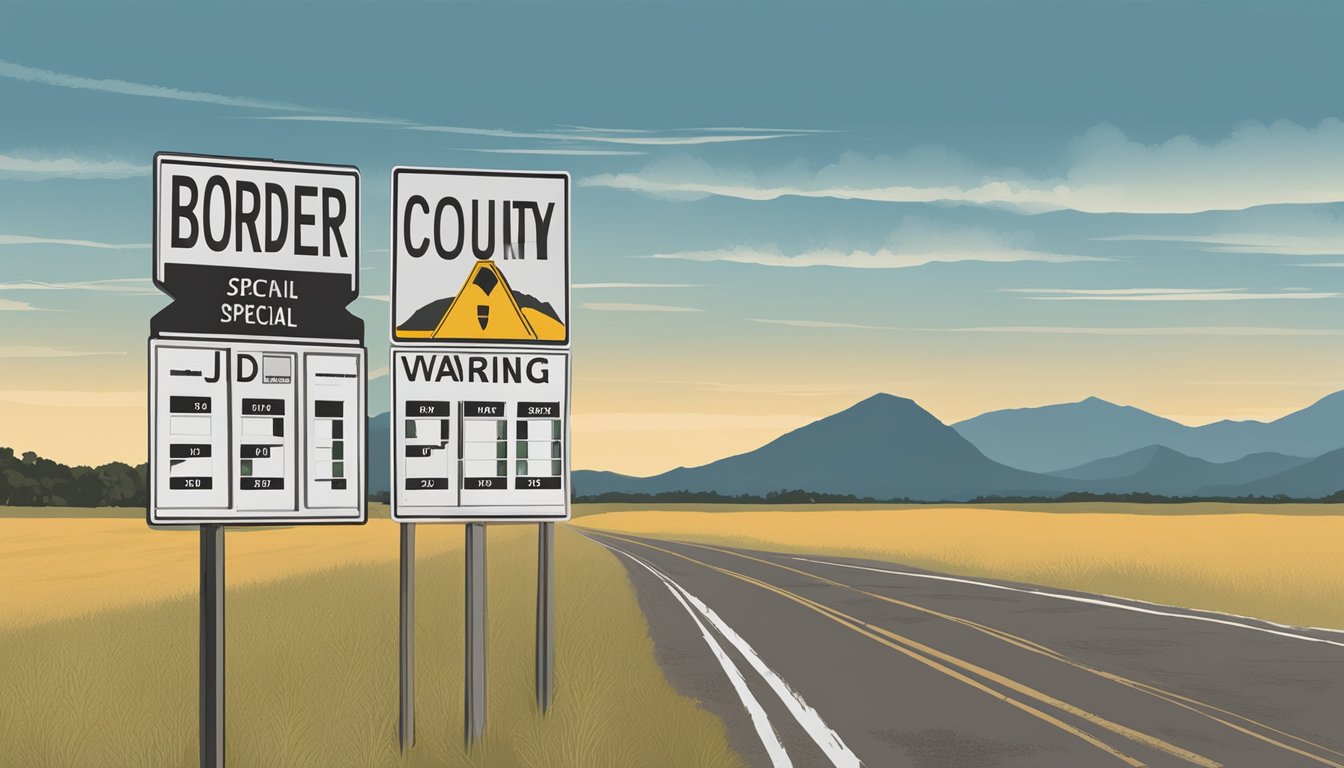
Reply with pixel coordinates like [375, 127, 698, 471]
[0, 510, 743, 768]
[574, 503, 1344, 630]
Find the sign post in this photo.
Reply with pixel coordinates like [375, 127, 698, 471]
[399, 522, 415, 752]
[148, 153, 366, 767]
[388, 168, 570, 746]
[536, 521, 554, 712]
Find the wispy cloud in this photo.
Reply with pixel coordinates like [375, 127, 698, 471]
[0, 299, 50, 311]
[453, 148, 646, 157]
[930, 325, 1344, 336]
[0, 57, 310, 111]
[0, 346, 128, 358]
[1099, 232, 1344, 257]
[580, 302, 702, 312]
[0, 234, 149, 249]
[358, 294, 390, 303]
[752, 319, 1344, 336]
[0, 152, 144, 180]
[1005, 287, 1338, 301]
[583, 119, 1344, 214]
[257, 115, 808, 147]
[573, 282, 701, 289]
[0, 390, 140, 408]
[646, 221, 1095, 270]
[0, 278, 158, 296]
[572, 412, 808, 433]
[751, 318, 900, 330]
[369, 366, 389, 380]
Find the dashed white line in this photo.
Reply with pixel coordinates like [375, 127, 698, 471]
[792, 557, 1344, 649]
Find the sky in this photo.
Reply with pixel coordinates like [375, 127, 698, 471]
[5, 1, 1344, 475]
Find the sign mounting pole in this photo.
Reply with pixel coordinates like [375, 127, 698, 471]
[536, 521, 554, 712]
[200, 524, 225, 768]
[465, 522, 487, 744]
[399, 522, 415, 752]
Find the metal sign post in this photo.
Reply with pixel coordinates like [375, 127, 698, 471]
[536, 521, 554, 712]
[465, 523, 488, 744]
[399, 522, 415, 752]
[200, 524, 225, 768]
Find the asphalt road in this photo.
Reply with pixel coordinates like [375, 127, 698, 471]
[582, 531, 1344, 768]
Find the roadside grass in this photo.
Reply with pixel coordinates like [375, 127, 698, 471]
[0, 522, 742, 768]
[573, 504, 1344, 630]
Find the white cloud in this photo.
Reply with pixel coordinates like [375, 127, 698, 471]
[580, 302, 702, 313]
[1100, 232, 1344, 257]
[572, 412, 808, 433]
[0, 234, 149, 249]
[645, 220, 1095, 270]
[573, 282, 701, 289]
[0, 57, 309, 111]
[454, 148, 647, 157]
[582, 119, 1344, 214]
[751, 318, 900, 330]
[0, 390, 140, 408]
[931, 326, 1344, 336]
[368, 366, 389, 380]
[0, 299, 49, 311]
[258, 115, 808, 147]
[0, 152, 144, 180]
[359, 294, 390, 303]
[0, 278, 158, 296]
[0, 346, 127, 358]
[1006, 287, 1337, 301]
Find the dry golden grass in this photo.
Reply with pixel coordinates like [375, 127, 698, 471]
[0, 506, 458, 628]
[0, 518, 742, 768]
[573, 504, 1344, 629]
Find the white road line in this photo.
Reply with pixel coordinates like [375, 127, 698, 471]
[792, 557, 1344, 649]
[604, 543, 794, 768]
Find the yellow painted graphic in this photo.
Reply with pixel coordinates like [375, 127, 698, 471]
[399, 261, 565, 342]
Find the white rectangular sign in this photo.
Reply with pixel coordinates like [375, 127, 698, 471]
[391, 168, 569, 346]
[391, 347, 570, 521]
[149, 338, 366, 525]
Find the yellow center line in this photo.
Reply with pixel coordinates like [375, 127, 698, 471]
[592, 532, 1156, 768]
[629, 533, 1344, 768]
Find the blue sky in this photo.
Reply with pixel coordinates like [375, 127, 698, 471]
[5, 1, 1344, 473]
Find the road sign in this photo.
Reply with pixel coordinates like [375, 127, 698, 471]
[391, 168, 569, 346]
[149, 153, 366, 526]
[390, 347, 570, 521]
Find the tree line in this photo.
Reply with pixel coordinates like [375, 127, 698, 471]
[0, 447, 147, 507]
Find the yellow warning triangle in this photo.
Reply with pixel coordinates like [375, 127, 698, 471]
[432, 261, 538, 340]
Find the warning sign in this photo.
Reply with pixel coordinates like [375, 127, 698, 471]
[391, 168, 569, 346]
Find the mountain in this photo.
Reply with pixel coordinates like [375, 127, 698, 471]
[369, 411, 390, 497]
[572, 394, 1071, 501]
[953, 391, 1344, 472]
[1048, 445, 1310, 496]
[1201, 447, 1344, 498]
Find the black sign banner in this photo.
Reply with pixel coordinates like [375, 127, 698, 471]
[151, 263, 362, 341]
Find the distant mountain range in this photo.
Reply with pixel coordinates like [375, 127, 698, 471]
[953, 392, 1344, 472]
[367, 390, 1344, 502]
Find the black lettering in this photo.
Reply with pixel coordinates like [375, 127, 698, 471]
[202, 175, 230, 252]
[235, 181, 261, 252]
[468, 356, 488, 382]
[532, 202, 554, 260]
[237, 354, 258, 383]
[322, 188, 348, 258]
[435, 197, 464, 259]
[502, 200, 513, 258]
[265, 183, 288, 252]
[401, 354, 433, 381]
[170, 175, 199, 248]
[405, 195, 430, 258]
[294, 185, 317, 256]
[502, 356, 521, 383]
[526, 358, 549, 384]
[471, 199, 494, 259]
